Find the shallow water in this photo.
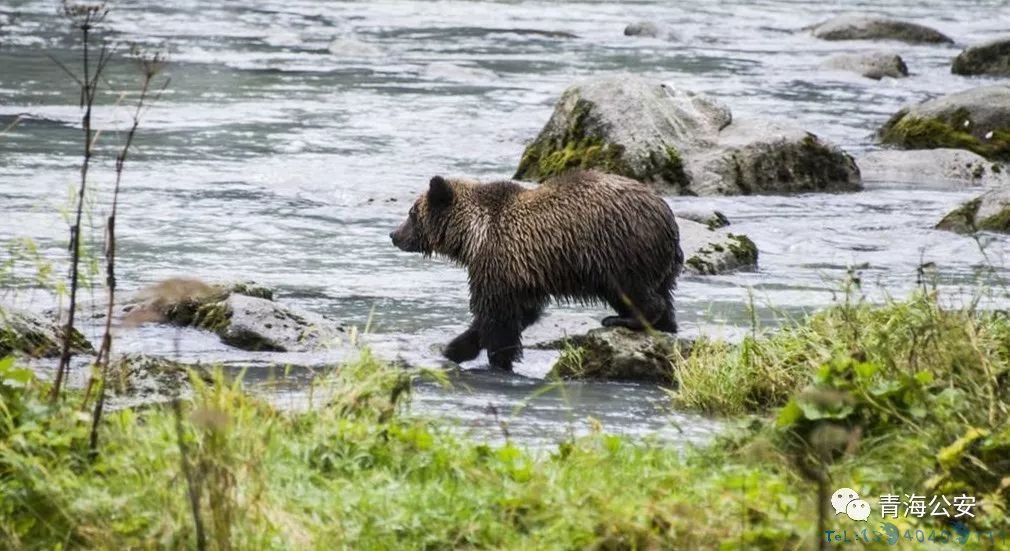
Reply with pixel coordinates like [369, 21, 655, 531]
[2, 0, 1010, 446]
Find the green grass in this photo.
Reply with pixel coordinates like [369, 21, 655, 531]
[2, 291, 1010, 549]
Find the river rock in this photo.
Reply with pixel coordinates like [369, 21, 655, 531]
[514, 76, 729, 191]
[684, 118, 862, 195]
[674, 209, 730, 229]
[515, 76, 861, 195]
[859, 149, 1008, 188]
[808, 16, 952, 44]
[952, 38, 1010, 76]
[821, 52, 908, 79]
[546, 327, 690, 385]
[624, 21, 660, 38]
[120, 279, 344, 352]
[879, 86, 1010, 162]
[679, 218, 758, 275]
[0, 307, 93, 358]
[623, 21, 676, 40]
[107, 354, 211, 400]
[936, 188, 1010, 234]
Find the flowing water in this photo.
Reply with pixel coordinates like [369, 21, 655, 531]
[2, 0, 1010, 446]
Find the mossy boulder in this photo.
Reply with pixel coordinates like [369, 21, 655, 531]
[859, 149, 1008, 188]
[678, 218, 758, 275]
[547, 327, 691, 385]
[517, 76, 862, 195]
[952, 38, 1010, 77]
[821, 52, 908, 80]
[121, 279, 344, 352]
[107, 354, 212, 402]
[936, 188, 1010, 234]
[685, 119, 862, 195]
[514, 76, 729, 192]
[807, 16, 952, 44]
[878, 86, 1010, 162]
[0, 307, 93, 358]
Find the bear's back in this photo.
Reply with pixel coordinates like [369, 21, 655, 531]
[466, 169, 678, 297]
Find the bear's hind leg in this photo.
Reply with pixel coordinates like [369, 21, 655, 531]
[653, 296, 678, 334]
[602, 287, 667, 332]
[602, 291, 635, 328]
[444, 323, 482, 363]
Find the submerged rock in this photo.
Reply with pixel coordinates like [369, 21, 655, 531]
[879, 86, 1010, 162]
[808, 16, 952, 44]
[515, 76, 861, 195]
[121, 279, 344, 352]
[822, 52, 908, 79]
[936, 188, 1010, 234]
[679, 218, 758, 275]
[952, 38, 1010, 76]
[624, 21, 660, 38]
[623, 21, 676, 40]
[674, 209, 730, 230]
[546, 327, 690, 385]
[0, 307, 93, 358]
[859, 149, 1008, 188]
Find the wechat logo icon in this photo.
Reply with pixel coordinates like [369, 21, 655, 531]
[831, 488, 871, 521]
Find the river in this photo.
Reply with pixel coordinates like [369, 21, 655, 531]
[2, 0, 1009, 446]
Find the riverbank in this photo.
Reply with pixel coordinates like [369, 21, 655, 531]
[3, 289, 1007, 549]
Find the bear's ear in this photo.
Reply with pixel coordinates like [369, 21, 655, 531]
[427, 175, 453, 208]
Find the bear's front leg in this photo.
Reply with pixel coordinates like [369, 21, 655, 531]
[443, 322, 482, 363]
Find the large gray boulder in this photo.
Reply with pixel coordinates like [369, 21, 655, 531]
[952, 38, 1010, 76]
[859, 149, 1008, 188]
[821, 52, 908, 80]
[120, 279, 345, 352]
[936, 188, 1010, 234]
[515, 76, 861, 196]
[546, 327, 690, 385]
[515, 76, 729, 192]
[879, 86, 1010, 162]
[0, 307, 93, 358]
[679, 218, 758, 275]
[808, 16, 952, 44]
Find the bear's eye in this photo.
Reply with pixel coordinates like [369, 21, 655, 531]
[409, 206, 419, 219]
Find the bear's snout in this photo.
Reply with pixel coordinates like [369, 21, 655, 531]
[389, 223, 420, 252]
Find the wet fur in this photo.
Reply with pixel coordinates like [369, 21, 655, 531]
[390, 169, 683, 371]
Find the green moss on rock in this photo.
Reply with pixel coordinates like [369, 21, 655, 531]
[0, 309, 93, 358]
[880, 109, 1010, 162]
[514, 96, 688, 188]
[935, 196, 1010, 234]
[686, 255, 716, 275]
[193, 301, 232, 333]
[547, 328, 688, 384]
[727, 233, 759, 267]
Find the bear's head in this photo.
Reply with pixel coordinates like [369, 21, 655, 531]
[390, 175, 460, 258]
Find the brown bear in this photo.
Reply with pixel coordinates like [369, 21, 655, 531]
[390, 169, 683, 371]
